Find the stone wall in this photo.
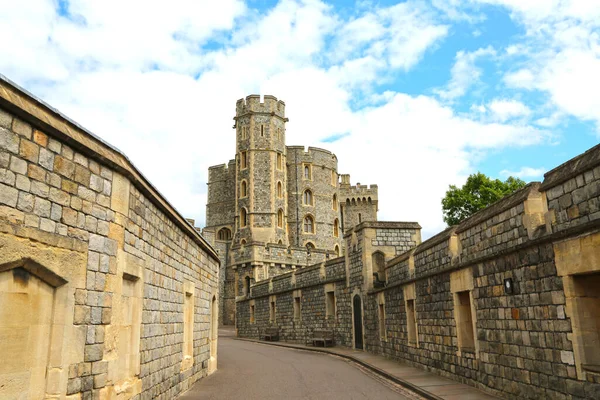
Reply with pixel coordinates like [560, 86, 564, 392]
[0, 76, 220, 400]
[236, 143, 600, 400]
[236, 257, 353, 346]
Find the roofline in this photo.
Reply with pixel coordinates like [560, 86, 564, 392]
[0, 74, 219, 263]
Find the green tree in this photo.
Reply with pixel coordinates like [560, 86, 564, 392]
[442, 173, 526, 226]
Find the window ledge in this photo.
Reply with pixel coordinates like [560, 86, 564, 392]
[582, 364, 600, 374]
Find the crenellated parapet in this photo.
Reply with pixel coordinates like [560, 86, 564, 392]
[235, 94, 287, 121]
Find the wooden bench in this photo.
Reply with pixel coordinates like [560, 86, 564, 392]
[309, 329, 334, 347]
[263, 327, 279, 341]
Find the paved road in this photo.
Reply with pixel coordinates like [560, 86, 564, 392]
[181, 330, 416, 400]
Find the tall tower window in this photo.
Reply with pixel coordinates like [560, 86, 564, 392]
[331, 170, 336, 186]
[334, 245, 340, 257]
[261, 125, 264, 137]
[303, 189, 313, 206]
[303, 215, 314, 233]
[240, 151, 247, 169]
[240, 180, 247, 198]
[241, 126, 247, 140]
[277, 181, 283, 198]
[240, 208, 248, 228]
[333, 194, 338, 211]
[334, 219, 339, 237]
[303, 164, 312, 180]
[277, 209, 284, 228]
[277, 153, 282, 170]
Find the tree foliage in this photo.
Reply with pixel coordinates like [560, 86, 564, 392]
[442, 173, 527, 226]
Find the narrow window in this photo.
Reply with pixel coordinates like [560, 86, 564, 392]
[334, 245, 340, 257]
[240, 151, 247, 169]
[277, 153, 282, 170]
[331, 170, 336, 186]
[241, 180, 247, 197]
[333, 194, 338, 211]
[250, 303, 255, 324]
[334, 219, 339, 237]
[455, 291, 476, 351]
[306, 242, 315, 252]
[182, 289, 194, 370]
[277, 181, 283, 198]
[261, 124, 264, 136]
[326, 291, 336, 318]
[379, 303, 386, 340]
[303, 189, 313, 206]
[303, 164, 311, 180]
[294, 293, 301, 321]
[570, 273, 600, 373]
[270, 299, 276, 323]
[406, 299, 417, 345]
[277, 209, 284, 228]
[358, 213, 362, 223]
[303, 215, 314, 233]
[372, 252, 386, 283]
[240, 208, 247, 228]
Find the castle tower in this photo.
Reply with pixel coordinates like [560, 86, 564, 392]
[234, 95, 289, 246]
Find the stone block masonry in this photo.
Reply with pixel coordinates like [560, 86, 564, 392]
[237, 143, 600, 400]
[0, 75, 220, 400]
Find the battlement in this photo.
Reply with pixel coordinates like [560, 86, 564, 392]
[286, 145, 338, 168]
[236, 94, 286, 119]
[208, 159, 235, 184]
[339, 178, 378, 200]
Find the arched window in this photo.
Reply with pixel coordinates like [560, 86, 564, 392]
[240, 151, 247, 169]
[277, 153, 282, 170]
[240, 208, 247, 228]
[277, 181, 283, 198]
[333, 194, 338, 211]
[303, 189, 313, 206]
[351, 198, 356, 205]
[333, 219, 339, 237]
[306, 242, 315, 252]
[331, 170, 336, 186]
[241, 180, 247, 197]
[334, 245, 340, 257]
[303, 215, 314, 233]
[218, 228, 232, 240]
[346, 199, 350, 205]
[277, 209, 284, 228]
[240, 239, 247, 245]
[373, 251, 386, 279]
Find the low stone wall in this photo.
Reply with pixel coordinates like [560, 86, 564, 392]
[236, 257, 353, 346]
[0, 76, 220, 399]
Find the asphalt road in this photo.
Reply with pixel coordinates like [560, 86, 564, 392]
[181, 331, 415, 400]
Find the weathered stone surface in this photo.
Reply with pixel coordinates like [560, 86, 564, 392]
[0, 84, 219, 400]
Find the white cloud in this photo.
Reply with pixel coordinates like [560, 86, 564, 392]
[482, 0, 600, 132]
[488, 99, 531, 121]
[500, 167, 547, 179]
[436, 46, 496, 100]
[0, 0, 554, 240]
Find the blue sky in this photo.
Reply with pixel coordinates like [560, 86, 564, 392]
[1, 0, 599, 238]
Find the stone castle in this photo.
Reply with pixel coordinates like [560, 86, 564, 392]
[206, 96, 600, 399]
[203, 94, 379, 325]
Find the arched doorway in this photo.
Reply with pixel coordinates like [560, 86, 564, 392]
[353, 294, 363, 350]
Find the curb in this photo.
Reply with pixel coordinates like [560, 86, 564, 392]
[233, 337, 444, 400]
